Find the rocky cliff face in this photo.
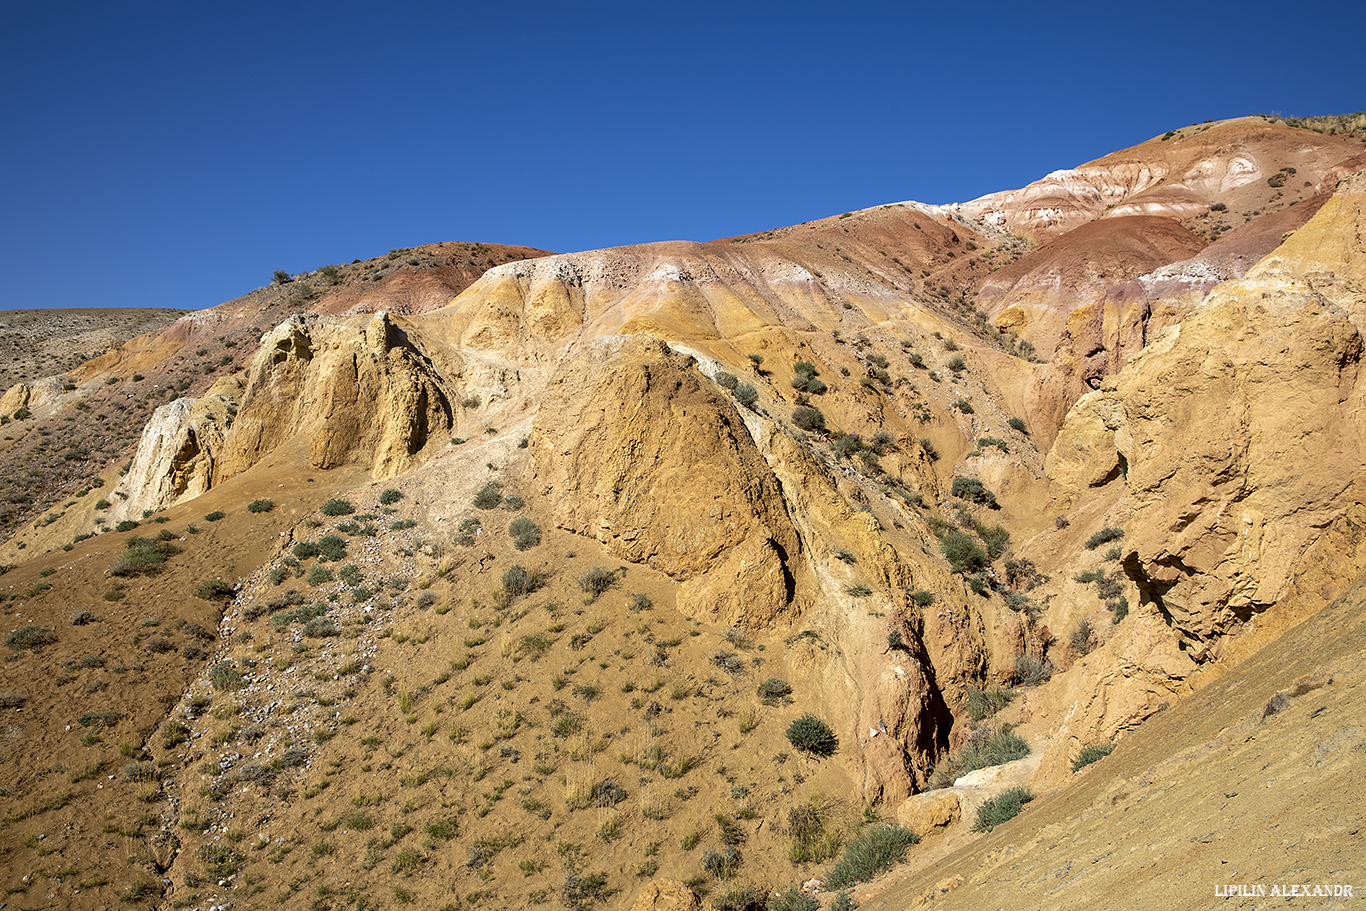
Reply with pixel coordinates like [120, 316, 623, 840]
[1048, 168, 1366, 659]
[529, 335, 806, 628]
[111, 378, 241, 521]
[221, 312, 455, 479]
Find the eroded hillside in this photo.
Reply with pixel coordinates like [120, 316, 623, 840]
[1, 115, 1364, 911]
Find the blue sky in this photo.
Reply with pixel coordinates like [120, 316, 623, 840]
[2, 1, 1362, 312]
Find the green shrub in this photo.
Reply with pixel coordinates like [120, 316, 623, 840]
[306, 565, 334, 586]
[578, 566, 616, 598]
[304, 617, 340, 637]
[910, 589, 934, 607]
[506, 516, 541, 551]
[112, 537, 180, 576]
[115, 520, 140, 532]
[972, 787, 1033, 832]
[950, 477, 997, 506]
[195, 579, 235, 601]
[940, 531, 987, 575]
[717, 371, 739, 391]
[379, 488, 403, 505]
[976, 523, 1010, 559]
[291, 541, 320, 560]
[95, 498, 111, 510]
[209, 661, 243, 692]
[733, 383, 758, 408]
[785, 714, 837, 756]
[768, 886, 819, 911]
[338, 564, 363, 587]
[321, 498, 354, 517]
[473, 483, 502, 510]
[273, 269, 292, 284]
[966, 686, 1015, 722]
[829, 892, 858, 911]
[203, 511, 225, 522]
[701, 845, 743, 880]
[1012, 654, 1053, 687]
[824, 823, 918, 889]
[757, 678, 792, 704]
[6, 624, 56, 651]
[1069, 618, 1095, 655]
[247, 499, 274, 513]
[929, 726, 1028, 788]
[792, 406, 826, 433]
[317, 534, 346, 561]
[1084, 527, 1124, 550]
[1108, 598, 1129, 624]
[502, 565, 541, 599]
[1071, 742, 1115, 772]
[953, 399, 974, 414]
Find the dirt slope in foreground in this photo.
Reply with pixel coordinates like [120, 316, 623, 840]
[859, 576, 1366, 910]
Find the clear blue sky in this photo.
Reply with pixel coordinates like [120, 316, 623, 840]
[2, 0, 1362, 311]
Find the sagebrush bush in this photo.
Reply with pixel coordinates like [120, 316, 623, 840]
[209, 661, 243, 692]
[472, 483, 502, 509]
[824, 823, 918, 889]
[768, 886, 819, 911]
[786, 714, 838, 756]
[1085, 527, 1124, 550]
[757, 677, 792, 703]
[973, 787, 1033, 832]
[203, 511, 225, 522]
[578, 566, 615, 598]
[1012, 654, 1053, 687]
[317, 534, 346, 561]
[951, 477, 997, 506]
[1070, 617, 1095, 655]
[247, 499, 274, 513]
[292, 541, 320, 560]
[502, 565, 540, 599]
[940, 531, 987, 575]
[195, 579, 235, 601]
[929, 726, 1029, 788]
[701, 845, 742, 880]
[966, 686, 1016, 722]
[321, 498, 354, 517]
[112, 537, 180, 576]
[1007, 416, 1028, 433]
[6, 624, 56, 651]
[509, 517, 540, 550]
[379, 488, 403, 505]
[1071, 742, 1114, 772]
[733, 382, 758, 408]
[791, 405, 826, 433]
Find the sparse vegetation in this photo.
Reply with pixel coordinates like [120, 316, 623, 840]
[321, 498, 355, 516]
[1085, 527, 1125, 550]
[473, 483, 503, 509]
[973, 787, 1034, 832]
[1071, 741, 1115, 772]
[194, 578, 235, 601]
[112, 537, 180, 576]
[577, 566, 616, 598]
[824, 823, 918, 890]
[509, 516, 541, 550]
[785, 714, 838, 756]
[247, 498, 274, 513]
[929, 726, 1029, 788]
[6, 624, 56, 651]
